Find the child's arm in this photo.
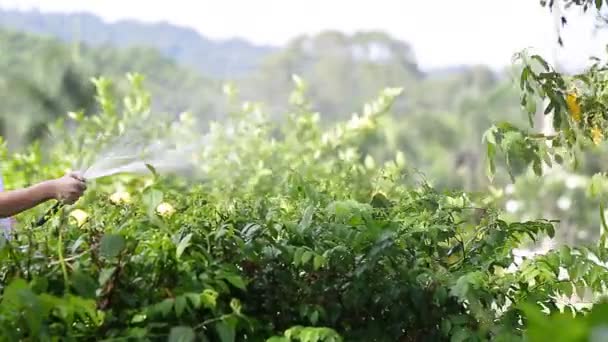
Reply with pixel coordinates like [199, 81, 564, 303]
[0, 172, 86, 218]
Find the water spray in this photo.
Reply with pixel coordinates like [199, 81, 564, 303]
[34, 139, 206, 227]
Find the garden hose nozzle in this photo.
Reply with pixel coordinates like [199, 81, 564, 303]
[35, 202, 63, 227]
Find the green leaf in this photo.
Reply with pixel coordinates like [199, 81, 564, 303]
[215, 321, 236, 342]
[485, 142, 496, 181]
[267, 338, 289, 342]
[553, 108, 563, 130]
[310, 310, 320, 325]
[520, 66, 530, 90]
[597, 0, 603, 10]
[544, 101, 554, 115]
[145, 163, 158, 179]
[600, 202, 608, 247]
[224, 274, 247, 290]
[176, 233, 193, 260]
[525, 94, 537, 118]
[142, 188, 164, 211]
[100, 234, 126, 258]
[71, 271, 97, 299]
[294, 247, 305, 266]
[175, 296, 187, 317]
[230, 298, 242, 314]
[575, 285, 586, 300]
[532, 157, 543, 176]
[531, 55, 550, 71]
[560, 245, 573, 265]
[299, 205, 315, 232]
[301, 251, 313, 266]
[156, 298, 174, 317]
[201, 289, 218, 309]
[546, 223, 555, 239]
[168, 326, 195, 342]
[554, 153, 564, 164]
[450, 327, 472, 342]
[131, 313, 147, 324]
[441, 319, 452, 335]
[185, 293, 201, 309]
[99, 267, 116, 286]
[70, 234, 87, 254]
[313, 255, 325, 271]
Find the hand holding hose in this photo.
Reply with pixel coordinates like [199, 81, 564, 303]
[35, 172, 87, 227]
[51, 171, 87, 205]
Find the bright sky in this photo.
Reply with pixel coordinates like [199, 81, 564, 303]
[0, 0, 606, 72]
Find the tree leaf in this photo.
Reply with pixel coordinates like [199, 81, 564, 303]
[525, 94, 537, 118]
[156, 298, 174, 317]
[215, 321, 235, 342]
[145, 163, 158, 179]
[100, 234, 126, 258]
[532, 157, 543, 176]
[142, 188, 164, 211]
[131, 313, 147, 323]
[267, 338, 289, 342]
[531, 55, 550, 71]
[99, 267, 116, 286]
[301, 251, 314, 266]
[201, 289, 218, 309]
[294, 247, 305, 266]
[176, 233, 193, 260]
[230, 298, 242, 314]
[299, 205, 315, 232]
[520, 66, 530, 90]
[175, 295, 187, 317]
[70, 234, 87, 254]
[600, 202, 608, 247]
[224, 274, 247, 290]
[313, 254, 325, 271]
[185, 293, 201, 309]
[168, 326, 195, 342]
[71, 271, 97, 299]
[485, 142, 496, 181]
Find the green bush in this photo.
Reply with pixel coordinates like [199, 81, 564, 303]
[0, 74, 604, 341]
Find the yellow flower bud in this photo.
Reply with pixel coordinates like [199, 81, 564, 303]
[69, 209, 89, 227]
[110, 191, 132, 204]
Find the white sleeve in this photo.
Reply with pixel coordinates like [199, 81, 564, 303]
[0, 171, 13, 239]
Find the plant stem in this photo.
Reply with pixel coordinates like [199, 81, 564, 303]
[58, 228, 70, 291]
[194, 313, 232, 331]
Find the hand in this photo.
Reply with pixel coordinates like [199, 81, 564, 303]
[50, 172, 87, 204]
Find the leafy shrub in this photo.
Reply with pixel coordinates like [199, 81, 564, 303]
[0, 74, 602, 341]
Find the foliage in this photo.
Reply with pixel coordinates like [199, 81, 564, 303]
[0, 73, 594, 340]
[470, 0, 608, 337]
[523, 299, 608, 342]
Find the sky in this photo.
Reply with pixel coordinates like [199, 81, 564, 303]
[0, 0, 606, 72]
